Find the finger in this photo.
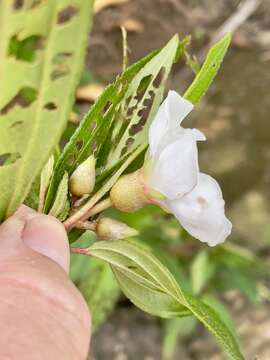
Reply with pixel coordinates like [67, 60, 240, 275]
[14, 204, 37, 221]
[0, 216, 24, 249]
[22, 214, 70, 273]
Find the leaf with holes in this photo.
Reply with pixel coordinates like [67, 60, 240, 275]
[87, 240, 244, 360]
[44, 35, 180, 213]
[184, 33, 231, 104]
[0, 0, 94, 221]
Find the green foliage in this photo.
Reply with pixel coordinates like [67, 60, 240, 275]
[1, 13, 237, 358]
[184, 33, 231, 104]
[191, 250, 215, 295]
[70, 231, 120, 331]
[0, 0, 94, 221]
[202, 295, 237, 338]
[79, 259, 120, 332]
[88, 240, 244, 360]
[44, 35, 179, 214]
[162, 317, 197, 360]
[48, 172, 69, 221]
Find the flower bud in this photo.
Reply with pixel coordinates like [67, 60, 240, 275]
[69, 155, 96, 197]
[110, 170, 149, 213]
[96, 218, 138, 240]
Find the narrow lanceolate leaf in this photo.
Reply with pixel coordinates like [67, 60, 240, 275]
[38, 155, 54, 212]
[0, 0, 94, 221]
[45, 35, 180, 213]
[184, 33, 231, 104]
[49, 172, 69, 220]
[89, 240, 190, 318]
[88, 240, 244, 360]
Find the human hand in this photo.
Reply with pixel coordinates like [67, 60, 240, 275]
[0, 206, 91, 360]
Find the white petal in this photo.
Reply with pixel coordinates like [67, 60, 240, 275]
[166, 173, 232, 246]
[165, 91, 194, 126]
[148, 91, 194, 157]
[147, 131, 200, 199]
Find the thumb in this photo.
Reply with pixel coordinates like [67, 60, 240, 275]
[21, 208, 70, 272]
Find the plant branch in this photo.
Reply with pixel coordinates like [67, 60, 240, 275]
[86, 197, 113, 217]
[70, 247, 91, 255]
[75, 220, 97, 231]
[64, 197, 113, 230]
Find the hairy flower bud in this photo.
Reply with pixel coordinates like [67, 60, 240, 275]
[69, 155, 96, 197]
[96, 218, 138, 240]
[110, 170, 149, 213]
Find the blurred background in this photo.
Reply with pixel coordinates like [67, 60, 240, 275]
[70, 0, 270, 359]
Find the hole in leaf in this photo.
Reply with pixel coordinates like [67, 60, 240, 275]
[127, 104, 137, 117]
[0, 153, 21, 166]
[68, 154, 75, 165]
[102, 100, 112, 115]
[129, 123, 141, 136]
[129, 91, 155, 136]
[135, 75, 153, 102]
[57, 6, 78, 24]
[76, 140, 83, 151]
[0, 87, 38, 115]
[125, 96, 132, 109]
[52, 52, 73, 65]
[28, 0, 44, 9]
[10, 120, 24, 128]
[44, 102, 57, 111]
[127, 265, 137, 270]
[153, 66, 166, 88]
[50, 66, 70, 80]
[9, 35, 43, 62]
[13, 0, 24, 9]
[120, 146, 128, 157]
[51, 52, 73, 81]
[125, 137, 134, 149]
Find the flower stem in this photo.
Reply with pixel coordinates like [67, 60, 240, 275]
[70, 247, 91, 256]
[75, 220, 97, 231]
[86, 197, 112, 217]
[64, 197, 113, 230]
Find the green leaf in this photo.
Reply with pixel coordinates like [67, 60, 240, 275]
[113, 268, 188, 318]
[88, 240, 244, 360]
[0, 0, 94, 221]
[44, 35, 180, 213]
[191, 250, 215, 295]
[70, 230, 96, 282]
[162, 317, 197, 360]
[202, 295, 237, 339]
[38, 155, 54, 212]
[79, 259, 120, 332]
[48, 172, 69, 221]
[183, 293, 243, 359]
[184, 33, 231, 104]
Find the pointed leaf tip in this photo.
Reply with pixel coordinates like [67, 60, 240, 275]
[183, 33, 231, 105]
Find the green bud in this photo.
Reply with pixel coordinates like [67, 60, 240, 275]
[69, 155, 96, 197]
[96, 218, 139, 240]
[110, 170, 148, 213]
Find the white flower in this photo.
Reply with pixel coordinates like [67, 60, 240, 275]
[144, 90, 232, 246]
[166, 173, 232, 246]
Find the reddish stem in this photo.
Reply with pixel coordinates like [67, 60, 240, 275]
[70, 247, 91, 256]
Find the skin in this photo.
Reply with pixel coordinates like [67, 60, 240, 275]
[0, 205, 91, 360]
